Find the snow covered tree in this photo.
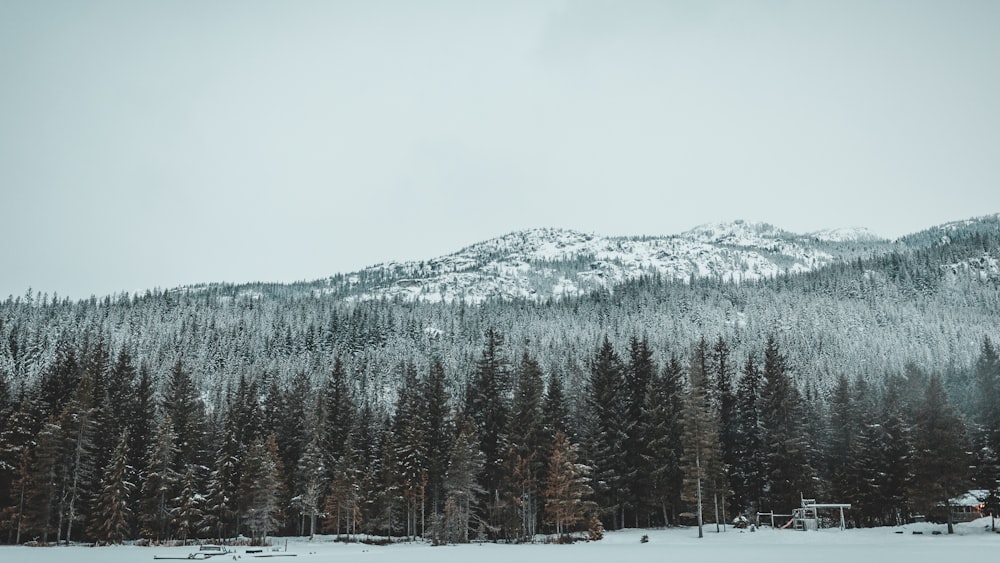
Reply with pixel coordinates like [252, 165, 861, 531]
[760, 336, 813, 513]
[423, 358, 453, 519]
[732, 352, 765, 516]
[237, 434, 284, 544]
[22, 419, 63, 543]
[909, 374, 972, 534]
[585, 336, 629, 529]
[162, 360, 207, 475]
[324, 357, 356, 473]
[294, 421, 327, 539]
[644, 353, 685, 526]
[202, 434, 237, 541]
[710, 336, 738, 520]
[465, 327, 511, 535]
[543, 431, 593, 537]
[393, 361, 428, 539]
[171, 466, 202, 544]
[623, 336, 654, 527]
[500, 351, 547, 539]
[139, 415, 178, 541]
[680, 340, 721, 538]
[439, 414, 484, 544]
[91, 430, 133, 544]
[325, 430, 364, 539]
[58, 370, 97, 544]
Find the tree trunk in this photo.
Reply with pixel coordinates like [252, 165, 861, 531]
[696, 450, 703, 539]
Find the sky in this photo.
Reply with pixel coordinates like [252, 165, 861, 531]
[2, 0, 999, 300]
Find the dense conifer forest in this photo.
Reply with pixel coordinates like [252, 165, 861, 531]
[0, 218, 998, 544]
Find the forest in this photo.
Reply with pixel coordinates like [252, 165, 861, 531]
[0, 219, 998, 545]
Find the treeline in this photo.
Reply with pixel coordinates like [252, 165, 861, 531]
[1, 330, 998, 545]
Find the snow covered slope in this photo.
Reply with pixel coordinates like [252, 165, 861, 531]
[313, 221, 893, 304]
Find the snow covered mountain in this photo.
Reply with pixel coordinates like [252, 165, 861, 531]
[312, 220, 893, 304]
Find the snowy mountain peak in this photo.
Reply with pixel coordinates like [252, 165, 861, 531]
[807, 227, 885, 243]
[681, 220, 789, 247]
[326, 220, 898, 304]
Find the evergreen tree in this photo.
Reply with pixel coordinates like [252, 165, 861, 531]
[423, 359, 452, 518]
[171, 466, 202, 543]
[162, 361, 207, 474]
[502, 351, 546, 539]
[710, 336, 738, 519]
[975, 338, 1000, 457]
[58, 371, 97, 544]
[680, 340, 721, 538]
[202, 432, 238, 541]
[827, 374, 856, 507]
[465, 327, 511, 535]
[294, 428, 326, 539]
[324, 357, 356, 472]
[542, 370, 570, 440]
[878, 377, 912, 525]
[439, 414, 485, 544]
[909, 374, 972, 534]
[732, 353, 765, 516]
[585, 336, 629, 530]
[760, 336, 813, 513]
[643, 353, 685, 526]
[92, 430, 133, 544]
[393, 362, 428, 539]
[325, 430, 364, 539]
[139, 416, 178, 541]
[22, 419, 63, 543]
[543, 431, 593, 537]
[623, 336, 655, 527]
[237, 434, 283, 544]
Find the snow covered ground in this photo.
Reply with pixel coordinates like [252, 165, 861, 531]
[4, 520, 998, 563]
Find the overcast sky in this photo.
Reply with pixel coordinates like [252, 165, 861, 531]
[2, 1, 999, 300]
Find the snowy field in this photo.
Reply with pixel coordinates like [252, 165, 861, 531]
[3, 520, 998, 563]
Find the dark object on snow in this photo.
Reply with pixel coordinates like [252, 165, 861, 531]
[640, 535, 648, 543]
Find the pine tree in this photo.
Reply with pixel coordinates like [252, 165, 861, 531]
[423, 359, 452, 518]
[59, 371, 97, 544]
[92, 430, 133, 544]
[975, 338, 1000, 458]
[680, 340, 721, 538]
[22, 419, 63, 543]
[237, 434, 283, 544]
[732, 353, 765, 516]
[0, 395, 40, 544]
[760, 336, 813, 513]
[542, 370, 570, 440]
[325, 430, 364, 539]
[163, 361, 207, 474]
[294, 428, 326, 539]
[393, 362, 428, 539]
[827, 374, 856, 507]
[127, 364, 156, 537]
[643, 353, 685, 526]
[543, 431, 593, 537]
[623, 336, 654, 527]
[878, 377, 912, 525]
[139, 416, 178, 541]
[710, 336, 738, 520]
[171, 466, 202, 543]
[440, 414, 485, 544]
[502, 351, 546, 539]
[909, 374, 972, 534]
[585, 336, 629, 529]
[324, 357, 356, 473]
[202, 433, 238, 541]
[465, 327, 511, 535]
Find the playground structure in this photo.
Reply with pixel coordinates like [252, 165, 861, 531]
[758, 495, 852, 531]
